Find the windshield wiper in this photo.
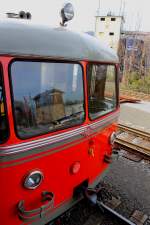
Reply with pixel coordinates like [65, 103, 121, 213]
[51, 111, 84, 127]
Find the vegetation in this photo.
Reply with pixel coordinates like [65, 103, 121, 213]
[121, 71, 150, 94]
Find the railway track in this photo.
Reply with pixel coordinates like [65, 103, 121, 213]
[115, 123, 150, 158]
[49, 195, 137, 225]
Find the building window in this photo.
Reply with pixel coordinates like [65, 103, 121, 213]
[111, 18, 116, 21]
[10, 61, 85, 139]
[100, 17, 105, 21]
[87, 64, 117, 120]
[109, 32, 114, 36]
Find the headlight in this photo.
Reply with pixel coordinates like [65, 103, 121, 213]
[109, 132, 117, 145]
[60, 2, 74, 26]
[24, 170, 43, 189]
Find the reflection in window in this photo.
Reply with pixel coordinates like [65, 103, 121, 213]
[87, 64, 117, 119]
[0, 73, 8, 142]
[11, 61, 85, 138]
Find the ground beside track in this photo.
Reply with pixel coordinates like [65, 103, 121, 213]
[86, 154, 150, 224]
[120, 89, 150, 102]
[119, 101, 150, 132]
[102, 154, 150, 218]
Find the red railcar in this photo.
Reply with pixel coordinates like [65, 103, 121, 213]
[0, 20, 119, 224]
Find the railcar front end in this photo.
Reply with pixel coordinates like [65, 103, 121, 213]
[0, 21, 119, 225]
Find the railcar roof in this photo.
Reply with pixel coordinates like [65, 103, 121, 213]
[0, 21, 118, 63]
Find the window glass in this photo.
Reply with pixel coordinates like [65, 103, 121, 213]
[0, 72, 8, 142]
[11, 61, 85, 138]
[87, 64, 117, 120]
[109, 32, 114, 36]
[111, 18, 116, 21]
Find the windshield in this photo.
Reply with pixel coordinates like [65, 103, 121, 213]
[87, 64, 117, 120]
[0, 71, 8, 142]
[10, 61, 85, 139]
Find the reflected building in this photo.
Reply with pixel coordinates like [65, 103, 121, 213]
[34, 89, 65, 124]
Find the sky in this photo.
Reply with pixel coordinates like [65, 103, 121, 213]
[0, 0, 149, 32]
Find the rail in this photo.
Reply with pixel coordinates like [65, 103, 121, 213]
[115, 123, 150, 158]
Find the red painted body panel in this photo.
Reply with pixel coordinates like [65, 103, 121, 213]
[0, 56, 119, 225]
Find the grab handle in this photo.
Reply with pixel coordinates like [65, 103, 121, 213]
[18, 191, 54, 222]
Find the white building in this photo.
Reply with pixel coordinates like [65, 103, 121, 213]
[95, 13, 124, 52]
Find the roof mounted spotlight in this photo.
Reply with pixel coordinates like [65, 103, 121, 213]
[26, 12, 32, 20]
[60, 2, 74, 26]
[19, 11, 26, 19]
[19, 11, 32, 19]
[6, 11, 32, 20]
